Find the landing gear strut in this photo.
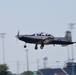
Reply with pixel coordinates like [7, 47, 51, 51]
[40, 43, 44, 49]
[35, 44, 38, 50]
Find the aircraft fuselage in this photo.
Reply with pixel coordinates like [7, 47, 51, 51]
[19, 35, 73, 45]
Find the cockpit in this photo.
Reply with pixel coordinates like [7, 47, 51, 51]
[32, 32, 54, 38]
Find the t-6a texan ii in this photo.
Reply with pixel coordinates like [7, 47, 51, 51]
[16, 30, 76, 50]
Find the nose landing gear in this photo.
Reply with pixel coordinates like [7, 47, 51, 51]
[24, 45, 27, 48]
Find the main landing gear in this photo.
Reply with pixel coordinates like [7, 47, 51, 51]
[35, 44, 38, 50]
[35, 43, 44, 50]
[40, 46, 43, 49]
[40, 44, 44, 49]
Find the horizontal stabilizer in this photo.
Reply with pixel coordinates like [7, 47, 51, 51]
[73, 42, 76, 43]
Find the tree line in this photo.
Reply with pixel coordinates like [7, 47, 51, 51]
[0, 64, 36, 75]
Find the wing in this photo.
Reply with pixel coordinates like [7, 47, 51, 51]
[37, 37, 54, 44]
[43, 37, 54, 44]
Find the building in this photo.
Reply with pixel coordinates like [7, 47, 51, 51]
[38, 62, 76, 75]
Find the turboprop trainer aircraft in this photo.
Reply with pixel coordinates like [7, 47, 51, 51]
[16, 30, 76, 50]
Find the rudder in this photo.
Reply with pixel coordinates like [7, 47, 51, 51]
[65, 30, 72, 42]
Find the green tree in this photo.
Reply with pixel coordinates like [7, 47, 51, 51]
[21, 71, 33, 75]
[0, 64, 9, 75]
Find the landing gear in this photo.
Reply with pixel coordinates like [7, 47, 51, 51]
[35, 43, 44, 50]
[35, 44, 38, 50]
[40, 46, 44, 49]
[24, 45, 27, 48]
[40, 43, 44, 49]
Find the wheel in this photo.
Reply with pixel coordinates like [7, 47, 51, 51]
[24, 45, 27, 48]
[35, 46, 38, 50]
[40, 46, 44, 49]
[40, 43, 44, 49]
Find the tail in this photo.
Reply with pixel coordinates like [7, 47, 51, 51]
[65, 30, 72, 42]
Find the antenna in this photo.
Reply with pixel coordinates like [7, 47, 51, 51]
[37, 59, 39, 70]
[43, 57, 48, 69]
[68, 23, 75, 61]
[56, 61, 59, 68]
[68, 23, 75, 37]
[25, 49, 29, 75]
[68, 23, 75, 75]
[17, 61, 19, 75]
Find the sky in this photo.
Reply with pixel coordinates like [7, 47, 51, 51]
[0, 0, 76, 74]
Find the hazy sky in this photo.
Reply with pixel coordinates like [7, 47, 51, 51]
[0, 0, 76, 74]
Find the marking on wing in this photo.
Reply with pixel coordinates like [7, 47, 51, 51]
[43, 37, 53, 44]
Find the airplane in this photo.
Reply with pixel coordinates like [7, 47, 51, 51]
[16, 30, 76, 50]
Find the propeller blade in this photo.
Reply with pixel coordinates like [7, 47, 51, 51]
[16, 30, 20, 39]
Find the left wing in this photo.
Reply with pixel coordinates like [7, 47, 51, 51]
[43, 37, 54, 44]
[36, 37, 54, 44]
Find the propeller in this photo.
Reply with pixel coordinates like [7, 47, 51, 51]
[15, 30, 20, 41]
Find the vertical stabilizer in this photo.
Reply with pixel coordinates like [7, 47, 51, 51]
[65, 31, 72, 42]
